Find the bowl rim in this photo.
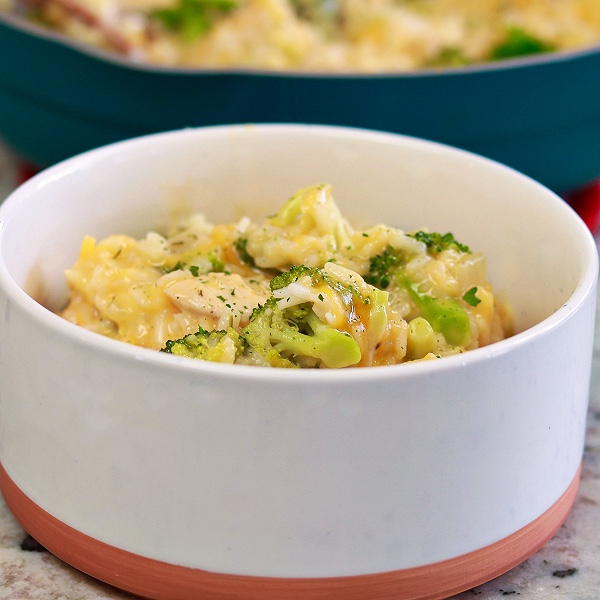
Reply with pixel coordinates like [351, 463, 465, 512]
[2, 11, 600, 78]
[0, 124, 597, 384]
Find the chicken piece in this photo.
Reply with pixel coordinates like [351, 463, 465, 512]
[162, 271, 268, 330]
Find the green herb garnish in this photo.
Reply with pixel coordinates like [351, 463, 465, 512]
[462, 287, 481, 307]
[365, 246, 404, 289]
[234, 237, 256, 267]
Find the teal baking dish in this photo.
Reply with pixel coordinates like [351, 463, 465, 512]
[1, 13, 600, 193]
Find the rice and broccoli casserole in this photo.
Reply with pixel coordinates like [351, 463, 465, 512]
[5, 0, 600, 71]
[59, 184, 513, 368]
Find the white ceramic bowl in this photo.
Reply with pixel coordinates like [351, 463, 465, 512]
[0, 125, 597, 600]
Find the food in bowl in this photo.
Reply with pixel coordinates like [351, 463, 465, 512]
[7, 0, 600, 71]
[59, 182, 513, 367]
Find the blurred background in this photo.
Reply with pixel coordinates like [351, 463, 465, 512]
[1, 0, 600, 211]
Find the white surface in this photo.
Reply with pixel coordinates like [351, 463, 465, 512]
[0, 125, 597, 575]
[1, 365, 599, 599]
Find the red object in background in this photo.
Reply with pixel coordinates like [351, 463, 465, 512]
[16, 162, 39, 186]
[13, 160, 600, 235]
[563, 180, 600, 235]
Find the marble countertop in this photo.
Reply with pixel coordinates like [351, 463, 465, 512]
[0, 143, 599, 600]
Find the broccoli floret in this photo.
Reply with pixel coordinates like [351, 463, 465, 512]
[365, 239, 477, 346]
[366, 245, 472, 347]
[365, 234, 469, 289]
[270, 264, 324, 291]
[270, 263, 370, 306]
[243, 184, 355, 269]
[151, 0, 237, 41]
[408, 231, 470, 254]
[159, 266, 362, 368]
[270, 185, 328, 228]
[270, 184, 353, 252]
[365, 246, 404, 289]
[490, 26, 555, 61]
[161, 264, 376, 368]
[161, 326, 244, 363]
[243, 297, 361, 369]
[239, 298, 299, 368]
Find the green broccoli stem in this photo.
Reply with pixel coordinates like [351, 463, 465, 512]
[397, 273, 471, 347]
[270, 311, 361, 368]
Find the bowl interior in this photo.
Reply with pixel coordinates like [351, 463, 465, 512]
[0, 124, 595, 338]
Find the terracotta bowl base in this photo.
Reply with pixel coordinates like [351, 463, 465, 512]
[0, 463, 580, 600]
